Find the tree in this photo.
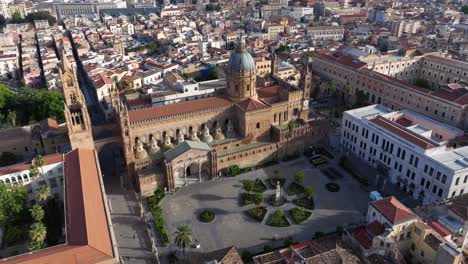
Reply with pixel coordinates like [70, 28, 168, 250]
[7, 111, 16, 126]
[0, 152, 17, 166]
[0, 184, 27, 225]
[0, 15, 5, 28]
[29, 240, 46, 251]
[304, 186, 313, 199]
[24, 11, 56, 26]
[30, 204, 45, 222]
[34, 155, 46, 177]
[284, 120, 296, 156]
[147, 41, 159, 55]
[36, 185, 50, 202]
[243, 180, 255, 193]
[414, 79, 430, 89]
[174, 224, 192, 262]
[461, 5, 468, 14]
[29, 222, 47, 242]
[11, 12, 24, 24]
[275, 45, 289, 53]
[263, 244, 273, 253]
[329, 80, 337, 95]
[295, 172, 305, 184]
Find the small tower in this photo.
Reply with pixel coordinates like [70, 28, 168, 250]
[271, 50, 279, 76]
[298, 55, 313, 119]
[61, 51, 94, 150]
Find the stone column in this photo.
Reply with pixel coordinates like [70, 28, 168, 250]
[198, 163, 202, 182]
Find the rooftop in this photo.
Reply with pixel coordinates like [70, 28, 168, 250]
[370, 196, 416, 225]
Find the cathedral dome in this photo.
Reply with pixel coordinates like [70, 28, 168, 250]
[227, 38, 256, 74]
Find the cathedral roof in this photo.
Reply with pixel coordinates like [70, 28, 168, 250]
[128, 96, 233, 123]
[236, 98, 268, 112]
[164, 140, 211, 161]
[227, 37, 256, 73]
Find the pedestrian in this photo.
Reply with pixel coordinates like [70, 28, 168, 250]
[133, 234, 136, 239]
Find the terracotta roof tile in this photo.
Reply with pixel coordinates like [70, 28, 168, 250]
[370, 196, 416, 225]
[236, 98, 269, 112]
[369, 116, 436, 150]
[128, 96, 233, 123]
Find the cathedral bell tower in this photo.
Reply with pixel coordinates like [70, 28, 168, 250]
[298, 55, 313, 119]
[226, 36, 257, 101]
[60, 51, 94, 150]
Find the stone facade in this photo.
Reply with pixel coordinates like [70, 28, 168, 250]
[111, 40, 323, 195]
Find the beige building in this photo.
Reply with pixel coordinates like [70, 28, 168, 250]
[312, 52, 468, 130]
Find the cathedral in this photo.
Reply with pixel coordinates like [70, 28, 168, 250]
[63, 38, 326, 196]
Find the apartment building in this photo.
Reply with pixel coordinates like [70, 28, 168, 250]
[341, 105, 468, 204]
[349, 196, 463, 264]
[306, 26, 344, 46]
[312, 53, 468, 130]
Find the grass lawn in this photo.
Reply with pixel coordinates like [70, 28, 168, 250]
[287, 182, 305, 196]
[267, 210, 290, 227]
[253, 179, 267, 193]
[267, 178, 286, 188]
[293, 197, 315, 210]
[246, 206, 267, 222]
[241, 192, 263, 206]
[289, 207, 312, 224]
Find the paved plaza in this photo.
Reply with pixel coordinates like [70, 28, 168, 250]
[158, 157, 370, 262]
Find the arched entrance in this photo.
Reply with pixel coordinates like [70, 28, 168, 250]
[200, 161, 210, 181]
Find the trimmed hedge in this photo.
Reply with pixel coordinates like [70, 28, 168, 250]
[241, 192, 263, 206]
[147, 189, 169, 246]
[293, 197, 315, 210]
[290, 207, 312, 224]
[267, 209, 290, 227]
[253, 179, 267, 193]
[199, 210, 215, 223]
[246, 206, 267, 222]
[286, 182, 305, 196]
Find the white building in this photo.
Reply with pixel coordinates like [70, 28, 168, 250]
[341, 105, 468, 205]
[0, 53, 18, 81]
[0, 154, 65, 200]
[307, 26, 344, 46]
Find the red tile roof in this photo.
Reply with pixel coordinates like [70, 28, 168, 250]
[1, 149, 114, 264]
[371, 196, 416, 225]
[428, 221, 451, 237]
[236, 98, 269, 112]
[369, 117, 436, 150]
[0, 153, 64, 177]
[128, 96, 233, 123]
[352, 221, 385, 249]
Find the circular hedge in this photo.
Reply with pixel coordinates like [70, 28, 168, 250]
[325, 183, 340, 192]
[199, 210, 215, 222]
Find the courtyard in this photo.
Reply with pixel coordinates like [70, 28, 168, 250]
[158, 156, 370, 261]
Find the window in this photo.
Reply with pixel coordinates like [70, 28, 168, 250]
[256, 122, 260, 129]
[438, 189, 443, 197]
[429, 167, 434, 176]
[464, 175, 467, 184]
[424, 165, 428, 173]
[414, 157, 419, 168]
[409, 155, 414, 165]
[455, 177, 460, 185]
[436, 172, 441, 180]
[442, 175, 447, 184]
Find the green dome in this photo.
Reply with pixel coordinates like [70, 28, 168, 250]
[227, 37, 256, 73]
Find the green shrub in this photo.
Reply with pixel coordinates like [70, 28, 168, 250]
[243, 180, 255, 193]
[263, 244, 273, 253]
[199, 210, 215, 223]
[294, 172, 305, 184]
[254, 192, 263, 205]
[272, 153, 281, 163]
[287, 182, 305, 196]
[4, 225, 28, 245]
[228, 165, 241, 176]
[241, 192, 263, 206]
[290, 207, 312, 224]
[284, 239, 294, 247]
[304, 186, 313, 199]
[268, 209, 290, 227]
[253, 179, 267, 193]
[242, 250, 252, 262]
[246, 206, 267, 222]
[293, 197, 315, 210]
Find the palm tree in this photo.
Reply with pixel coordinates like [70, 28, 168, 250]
[29, 165, 40, 179]
[285, 120, 296, 157]
[33, 155, 45, 177]
[30, 204, 45, 222]
[36, 185, 50, 202]
[7, 111, 16, 126]
[174, 224, 192, 263]
[29, 222, 47, 242]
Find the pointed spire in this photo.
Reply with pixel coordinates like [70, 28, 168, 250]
[236, 34, 246, 52]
